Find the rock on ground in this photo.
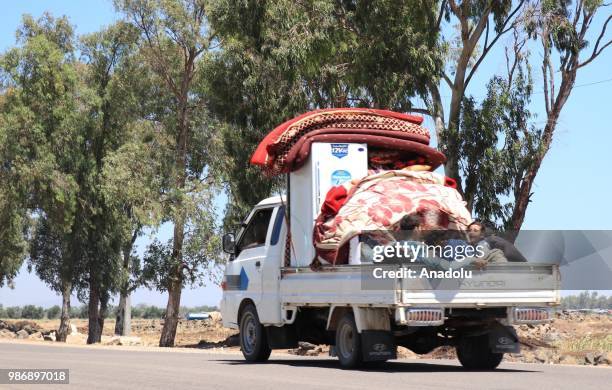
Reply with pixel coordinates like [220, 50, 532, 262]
[103, 336, 143, 346]
[0, 329, 16, 339]
[28, 332, 43, 341]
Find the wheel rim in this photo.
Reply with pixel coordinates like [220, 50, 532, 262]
[338, 321, 355, 359]
[241, 313, 257, 354]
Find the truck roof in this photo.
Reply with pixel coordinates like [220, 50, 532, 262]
[257, 195, 286, 207]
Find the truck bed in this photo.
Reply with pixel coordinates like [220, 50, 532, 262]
[279, 263, 560, 308]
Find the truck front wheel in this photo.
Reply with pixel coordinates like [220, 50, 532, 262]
[335, 313, 363, 368]
[457, 335, 503, 370]
[239, 304, 271, 362]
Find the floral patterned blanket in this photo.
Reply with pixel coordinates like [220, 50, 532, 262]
[313, 170, 472, 264]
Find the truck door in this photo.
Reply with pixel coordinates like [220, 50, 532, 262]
[225, 207, 274, 323]
[258, 206, 285, 324]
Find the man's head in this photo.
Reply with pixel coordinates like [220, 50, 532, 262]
[399, 214, 420, 231]
[398, 214, 422, 240]
[467, 221, 485, 243]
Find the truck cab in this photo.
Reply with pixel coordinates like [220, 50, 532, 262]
[220, 196, 286, 330]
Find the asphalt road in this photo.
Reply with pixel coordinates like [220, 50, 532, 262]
[0, 342, 610, 390]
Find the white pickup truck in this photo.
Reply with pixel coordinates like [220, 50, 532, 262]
[220, 195, 560, 369]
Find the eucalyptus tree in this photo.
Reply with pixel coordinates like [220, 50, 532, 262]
[1, 13, 90, 341]
[76, 21, 147, 344]
[506, 0, 612, 230]
[430, 0, 611, 230]
[116, 0, 222, 346]
[209, 0, 611, 233]
[205, 0, 442, 227]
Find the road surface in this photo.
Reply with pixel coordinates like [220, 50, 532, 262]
[0, 342, 610, 389]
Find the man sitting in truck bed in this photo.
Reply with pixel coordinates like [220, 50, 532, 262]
[467, 221, 527, 263]
[390, 214, 508, 270]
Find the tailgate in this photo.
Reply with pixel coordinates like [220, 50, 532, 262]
[280, 265, 400, 306]
[399, 263, 560, 306]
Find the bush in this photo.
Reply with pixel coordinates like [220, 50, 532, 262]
[21, 305, 45, 319]
[46, 305, 61, 319]
[0, 304, 219, 320]
[5, 306, 22, 319]
[141, 305, 165, 319]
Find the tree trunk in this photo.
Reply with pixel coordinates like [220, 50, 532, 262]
[115, 227, 138, 335]
[115, 293, 125, 336]
[159, 213, 185, 347]
[98, 292, 109, 338]
[115, 292, 132, 335]
[159, 276, 182, 347]
[509, 53, 577, 231]
[87, 281, 101, 344]
[114, 293, 132, 336]
[159, 85, 190, 347]
[56, 281, 71, 342]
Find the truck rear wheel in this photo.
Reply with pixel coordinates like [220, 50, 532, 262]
[239, 304, 271, 362]
[335, 313, 363, 368]
[457, 335, 503, 370]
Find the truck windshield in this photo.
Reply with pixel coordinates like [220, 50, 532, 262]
[236, 208, 273, 254]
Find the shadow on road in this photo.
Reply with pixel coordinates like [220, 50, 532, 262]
[217, 358, 537, 373]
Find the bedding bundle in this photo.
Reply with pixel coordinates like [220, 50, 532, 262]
[250, 108, 446, 176]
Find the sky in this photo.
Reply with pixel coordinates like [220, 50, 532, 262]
[1, 1, 611, 308]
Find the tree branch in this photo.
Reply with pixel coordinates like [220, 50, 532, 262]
[464, 0, 525, 90]
[578, 14, 612, 68]
[436, 0, 448, 30]
[408, 107, 431, 116]
[442, 71, 454, 88]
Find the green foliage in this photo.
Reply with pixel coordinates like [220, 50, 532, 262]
[458, 62, 542, 227]
[5, 306, 22, 319]
[1, 13, 170, 338]
[1, 13, 87, 296]
[205, 0, 442, 228]
[561, 291, 612, 310]
[69, 305, 90, 319]
[141, 181, 223, 292]
[116, 0, 224, 298]
[0, 195, 28, 287]
[0, 303, 217, 320]
[20, 305, 45, 319]
[46, 305, 61, 319]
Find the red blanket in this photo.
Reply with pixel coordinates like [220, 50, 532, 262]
[250, 109, 439, 176]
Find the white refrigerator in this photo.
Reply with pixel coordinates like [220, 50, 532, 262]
[289, 142, 368, 266]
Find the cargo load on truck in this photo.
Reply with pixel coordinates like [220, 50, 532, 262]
[250, 108, 472, 267]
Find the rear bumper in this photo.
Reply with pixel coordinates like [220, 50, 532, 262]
[394, 305, 554, 326]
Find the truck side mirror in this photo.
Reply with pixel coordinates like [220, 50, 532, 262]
[222, 233, 236, 254]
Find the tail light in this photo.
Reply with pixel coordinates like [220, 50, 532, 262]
[398, 308, 445, 326]
[512, 307, 552, 324]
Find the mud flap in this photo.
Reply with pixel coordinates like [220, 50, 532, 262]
[361, 331, 396, 362]
[488, 324, 520, 354]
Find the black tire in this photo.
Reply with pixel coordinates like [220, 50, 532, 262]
[335, 313, 363, 368]
[239, 304, 271, 362]
[457, 335, 504, 370]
